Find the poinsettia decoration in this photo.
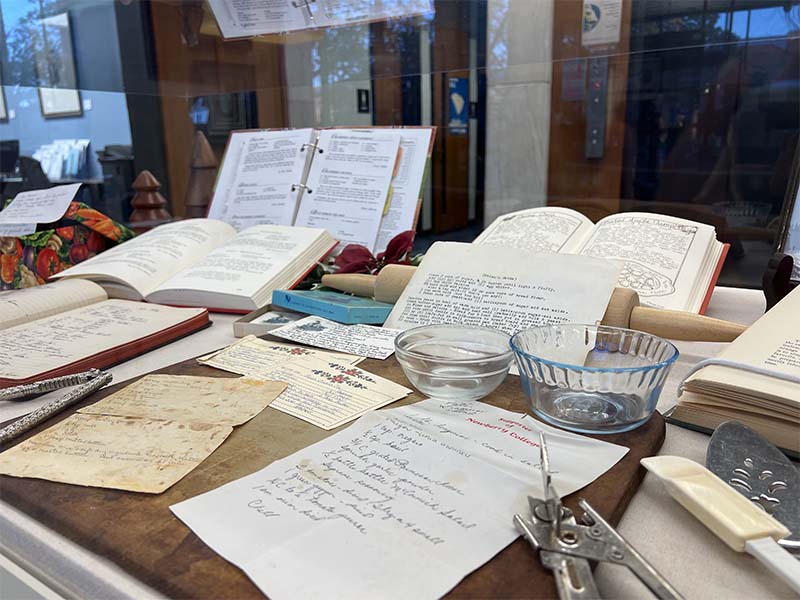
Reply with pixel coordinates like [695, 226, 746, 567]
[334, 230, 417, 274]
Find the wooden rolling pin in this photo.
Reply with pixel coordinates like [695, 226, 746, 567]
[322, 265, 747, 342]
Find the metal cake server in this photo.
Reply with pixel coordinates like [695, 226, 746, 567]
[706, 421, 800, 553]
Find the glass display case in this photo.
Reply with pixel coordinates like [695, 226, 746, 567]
[0, 0, 798, 288]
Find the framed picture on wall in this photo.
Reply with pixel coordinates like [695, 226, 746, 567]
[38, 87, 82, 118]
[33, 12, 83, 119]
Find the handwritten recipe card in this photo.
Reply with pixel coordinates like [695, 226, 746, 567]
[0, 376, 287, 493]
[270, 316, 402, 359]
[172, 399, 628, 600]
[201, 337, 411, 429]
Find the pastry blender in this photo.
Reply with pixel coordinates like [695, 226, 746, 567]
[513, 434, 683, 600]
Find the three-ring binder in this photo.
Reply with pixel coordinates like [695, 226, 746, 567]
[291, 0, 316, 23]
[300, 142, 324, 154]
[292, 183, 313, 194]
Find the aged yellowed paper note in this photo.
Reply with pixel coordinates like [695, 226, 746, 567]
[80, 375, 287, 426]
[0, 414, 231, 493]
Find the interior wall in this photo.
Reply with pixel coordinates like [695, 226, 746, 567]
[483, 0, 553, 226]
[0, 87, 131, 179]
[0, 1, 131, 179]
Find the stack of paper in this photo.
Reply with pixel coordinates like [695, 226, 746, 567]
[201, 336, 411, 429]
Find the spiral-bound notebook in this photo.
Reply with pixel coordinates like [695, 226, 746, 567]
[208, 126, 436, 254]
[207, 0, 433, 39]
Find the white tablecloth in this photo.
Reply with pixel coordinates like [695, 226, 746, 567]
[1, 289, 796, 599]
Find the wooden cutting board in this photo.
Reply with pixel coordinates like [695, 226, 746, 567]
[0, 356, 665, 599]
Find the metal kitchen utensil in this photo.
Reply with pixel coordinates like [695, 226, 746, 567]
[0, 370, 112, 445]
[513, 434, 683, 600]
[707, 421, 800, 553]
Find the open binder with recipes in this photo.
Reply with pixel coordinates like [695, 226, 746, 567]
[207, 0, 434, 39]
[207, 127, 436, 254]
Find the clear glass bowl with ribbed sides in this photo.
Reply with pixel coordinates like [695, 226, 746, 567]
[511, 324, 679, 434]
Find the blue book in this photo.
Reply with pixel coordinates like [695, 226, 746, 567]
[271, 289, 394, 324]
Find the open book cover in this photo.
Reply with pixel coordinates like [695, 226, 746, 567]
[474, 207, 729, 314]
[52, 220, 336, 313]
[207, 126, 436, 254]
[207, 0, 433, 39]
[0, 279, 209, 388]
[667, 286, 800, 456]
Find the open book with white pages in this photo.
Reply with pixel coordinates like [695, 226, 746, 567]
[52, 219, 335, 313]
[207, 126, 435, 253]
[474, 207, 729, 313]
[207, 0, 433, 39]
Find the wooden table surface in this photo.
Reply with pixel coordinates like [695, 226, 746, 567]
[0, 355, 665, 599]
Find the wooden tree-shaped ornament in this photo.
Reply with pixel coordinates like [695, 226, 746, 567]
[184, 131, 219, 219]
[129, 170, 173, 232]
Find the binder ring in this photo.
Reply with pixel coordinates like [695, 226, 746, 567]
[301, 142, 324, 154]
[292, 183, 313, 194]
[291, 0, 316, 21]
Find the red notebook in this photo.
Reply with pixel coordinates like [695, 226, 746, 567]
[0, 290, 209, 389]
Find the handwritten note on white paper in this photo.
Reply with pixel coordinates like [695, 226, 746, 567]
[0, 183, 81, 224]
[172, 398, 628, 600]
[270, 316, 401, 359]
[0, 223, 36, 236]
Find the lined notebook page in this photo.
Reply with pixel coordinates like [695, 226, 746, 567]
[0, 279, 107, 331]
[0, 300, 205, 381]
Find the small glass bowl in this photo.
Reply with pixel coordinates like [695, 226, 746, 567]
[394, 325, 514, 401]
[511, 324, 679, 434]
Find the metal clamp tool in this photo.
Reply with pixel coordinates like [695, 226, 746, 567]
[513, 434, 683, 600]
[0, 369, 112, 445]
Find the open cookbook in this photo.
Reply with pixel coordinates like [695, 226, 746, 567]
[0, 279, 209, 388]
[475, 207, 729, 313]
[667, 285, 800, 456]
[207, 127, 435, 253]
[52, 220, 336, 312]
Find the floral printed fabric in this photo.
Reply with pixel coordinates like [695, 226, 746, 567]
[0, 201, 134, 289]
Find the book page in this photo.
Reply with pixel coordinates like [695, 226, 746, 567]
[294, 129, 401, 252]
[206, 0, 309, 38]
[474, 206, 594, 254]
[53, 219, 236, 299]
[686, 285, 800, 409]
[578, 212, 716, 311]
[147, 225, 326, 306]
[385, 242, 619, 336]
[375, 128, 435, 253]
[171, 398, 626, 599]
[0, 279, 107, 331]
[208, 129, 315, 229]
[0, 300, 206, 381]
[315, 0, 433, 26]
